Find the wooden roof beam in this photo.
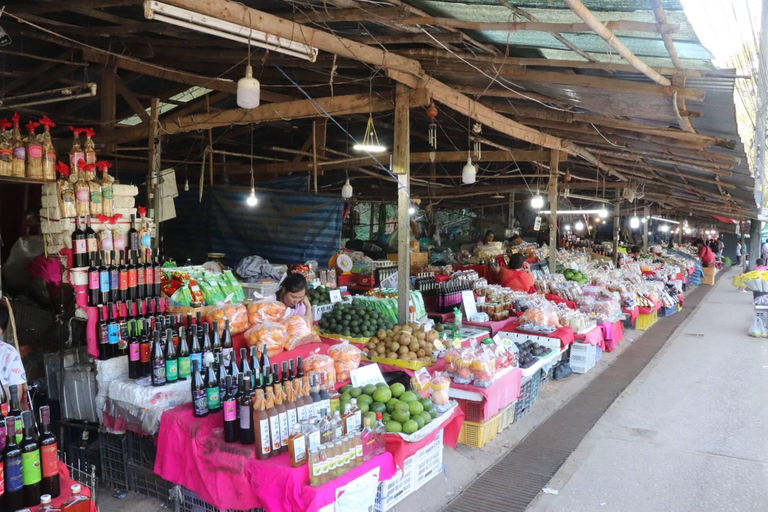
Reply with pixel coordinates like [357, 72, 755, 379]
[399, 17, 678, 34]
[11, 0, 140, 14]
[282, 6, 411, 24]
[351, 33, 465, 45]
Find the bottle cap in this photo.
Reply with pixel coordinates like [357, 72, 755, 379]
[40, 495, 52, 504]
[71, 484, 82, 494]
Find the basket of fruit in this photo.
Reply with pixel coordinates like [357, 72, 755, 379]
[362, 322, 440, 370]
[316, 299, 394, 343]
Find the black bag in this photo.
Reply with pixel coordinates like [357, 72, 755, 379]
[553, 362, 573, 380]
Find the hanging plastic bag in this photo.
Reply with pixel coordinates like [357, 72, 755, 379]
[748, 315, 766, 338]
[245, 320, 287, 357]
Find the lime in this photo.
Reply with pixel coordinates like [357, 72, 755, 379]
[385, 421, 402, 433]
[372, 387, 392, 403]
[382, 412, 391, 423]
[420, 411, 433, 425]
[408, 401, 424, 416]
[339, 385, 352, 395]
[376, 382, 388, 388]
[399, 391, 418, 403]
[402, 419, 418, 435]
[349, 387, 363, 398]
[386, 398, 401, 412]
[357, 394, 373, 406]
[419, 398, 434, 411]
[429, 409, 438, 419]
[390, 383, 406, 398]
[362, 384, 378, 395]
[340, 392, 352, 404]
[359, 402, 370, 414]
[391, 408, 410, 423]
[414, 415, 425, 429]
[370, 401, 387, 414]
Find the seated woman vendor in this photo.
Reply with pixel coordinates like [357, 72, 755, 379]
[493, 254, 535, 293]
[277, 273, 313, 326]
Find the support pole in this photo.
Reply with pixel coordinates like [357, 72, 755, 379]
[642, 206, 649, 252]
[508, 191, 515, 236]
[612, 199, 620, 266]
[750, 219, 762, 270]
[312, 120, 319, 194]
[754, 0, 768, 209]
[548, 150, 559, 272]
[100, 57, 116, 153]
[148, 98, 161, 248]
[394, 84, 411, 324]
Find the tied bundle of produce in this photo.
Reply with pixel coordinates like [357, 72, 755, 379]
[410, 368, 431, 398]
[247, 299, 287, 324]
[283, 315, 320, 351]
[0, 118, 12, 176]
[302, 349, 336, 387]
[327, 340, 361, 382]
[10, 113, 25, 177]
[207, 303, 248, 335]
[54, 161, 76, 218]
[83, 128, 97, 169]
[430, 372, 451, 413]
[85, 164, 102, 215]
[97, 161, 114, 216]
[24, 120, 43, 178]
[68, 126, 85, 171]
[245, 320, 287, 358]
[137, 206, 152, 249]
[74, 160, 91, 216]
[39, 115, 57, 180]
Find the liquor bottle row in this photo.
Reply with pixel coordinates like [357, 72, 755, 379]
[85, 247, 162, 306]
[20, 485, 91, 512]
[96, 297, 170, 361]
[73, 213, 152, 270]
[437, 281, 471, 313]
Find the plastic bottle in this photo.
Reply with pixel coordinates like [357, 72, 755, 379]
[373, 413, 387, 455]
[308, 448, 321, 487]
[264, 387, 280, 457]
[287, 424, 307, 468]
[61, 484, 91, 511]
[361, 417, 375, 462]
[272, 384, 288, 454]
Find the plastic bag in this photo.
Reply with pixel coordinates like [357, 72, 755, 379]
[411, 368, 431, 398]
[245, 320, 287, 357]
[443, 347, 462, 377]
[748, 315, 768, 337]
[247, 299, 287, 325]
[472, 347, 496, 388]
[283, 315, 320, 351]
[303, 349, 336, 387]
[328, 340, 362, 382]
[207, 303, 248, 335]
[430, 372, 451, 411]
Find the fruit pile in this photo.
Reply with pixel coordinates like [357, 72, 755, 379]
[365, 322, 439, 364]
[308, 285, 333, 305]
[563, 269, 590, 285]
[515, 340, 552, 368]
[339, 382, 438, 434]
[317, 299, 393, 338]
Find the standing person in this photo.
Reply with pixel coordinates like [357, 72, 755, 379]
[276, 273, 313, 327]
[717, 238, 725, 257]
[490, 254, 535, 293]
[736, 241, 743, 265]
[695, 239, 716, 268]
[761, 239, 768, 262]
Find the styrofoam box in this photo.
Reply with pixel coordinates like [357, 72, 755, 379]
[569, 342, 597, 374]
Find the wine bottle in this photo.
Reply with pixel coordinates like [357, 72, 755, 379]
[128, 214, 139, 250]
[107, 302, 119, 360]
[144, 248, 154, 300]
[99, 250, 110, 306]
[128, 316, 142, 379]
[205, 362, 221, 413]
[222, 319, 234, 369]
[189, 324, 202, 372]
[4, 416, 23, 512]
[20, 411, 41, 507]
[165, 328, 178, 383]
[234, 372, 245, 430]
[240, 379, 255, 445]
[117, 301, 129, 359]
[191, 361, 208, 418]
[240, 347, 251, 377]
[151, 331, 166, 387]
[118, 250, 129, 302]
[202, 322, 213, 363]
[136, 249, 146, 300]
[109, 250, 119, 303]
[222, 375, 238, 443]
[177, 326, 191, 381]
[139, 319, 151, 377]
[217, 361, 227, 401]
[84, 214, 96, 253]
[87, 253, 99, 307]
[97, 304, 109, 361]
[153, 250, 163, 298]
[37, 406, 59, 498]
[212, 321, 222, 365]
[72, 216, 87, 268]
[127, 250, 138, 300]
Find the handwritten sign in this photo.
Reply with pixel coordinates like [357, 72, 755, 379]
[350, 364, 386, 387]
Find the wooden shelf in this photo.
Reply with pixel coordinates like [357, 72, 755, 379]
[0, 175, 55, 185]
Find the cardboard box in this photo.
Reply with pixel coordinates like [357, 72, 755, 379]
[702, 274, 715, 286]
[703, 267, 717, 277]
[410, 240, 420, 251]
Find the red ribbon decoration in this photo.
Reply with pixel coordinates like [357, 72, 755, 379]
[137, 206, 147, 217]
[39, 115, 56, 130]
[69, 126, 83, 136]
[96, 213, 123, 224]
[95, 161, 112, 173]
[84, 127, 96, 138]
[54, 161, 70, 178]
[12, 112, 20, 126]
[0, 119, 11, 131]
[25, 120, 39, 135]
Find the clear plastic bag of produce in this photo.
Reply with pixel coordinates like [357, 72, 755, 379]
[303, 349, 336, 387]
[207, 303, 248, 335]
[283, 315, 320, 351]
[472, 346, 497, 388]
[430, 372, 451, 413]
[247, 299, 287, 324]
[411, 368, 431, 398]
[245, 320, 287, 357]
[443, 347, 462, 377]
[328, 340, 362, 382]
[748, 315, 768, 337]
[453, 348, 474, 385]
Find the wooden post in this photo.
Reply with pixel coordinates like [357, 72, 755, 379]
[312, 120, 319, 194]
[508, 191, 515, 235]
[548, 150, 559, 272]
[393, 83, 411, 324]
[100, 57, 116, 153]
[643, 206, 649, 251]
[612, 199, 620, 266]
[148, 98, 161, 248]
[206, 96, 213, 186]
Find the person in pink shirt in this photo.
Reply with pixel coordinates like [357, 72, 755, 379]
[754, 258, 768, 271]
[695, 239, 716, 268]
[277, 273, 314, 326]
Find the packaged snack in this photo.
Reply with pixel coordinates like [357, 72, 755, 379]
[411, 368, 431, 398]
[169, 284, 192, 307]
[303, 349, 336, 387]
[327, 340, 362, 382]
[443, 347, 462, 376]
[247, 299, 287, 324]
[199, 277, 226, 305]
[245, 320, 287, 358]
[207, 303, 248, 334]
[223, 270, 245, 302]
[454, 349, 473, 384]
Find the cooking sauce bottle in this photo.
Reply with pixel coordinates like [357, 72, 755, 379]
[264, 387, 280, 458]
[273, 384, 288, 454]
[252, 389, 269, 458]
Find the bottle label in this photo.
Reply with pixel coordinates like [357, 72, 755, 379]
[308, 430, 321, 451]
[327, 455, 337, 472]
[0, 458, 4, 496]
[312, 461, 321, 477]
[189, 353, 202, 371]
[165, 360, 178, 381]
[88, 271, 99, 290]
[287, 408, 298, 436]
[41, 443, 58, 478]
[100, 272, 110, 293]
[145, 268, 154, 285]
[306, 402, 315, 419]
[140, 343, 151, 364]
[140, 233, 151, 248]
[269, 416, 281, 451]
[75, 187, 89, 202]
[178, 356, 191, 378]
[223, 400, 237, 421]
[278, 412, 288, 446]
[99, 324, 109, 346]
[110, 270, 119, 290]
[13, 147, 25, 160]
[205, 387, 220, 410]
[128, 269, 137, 288]
[86, 237, 98, 254]
[320, 457, 330, 475]
[335, 424, 343, 439]
[152, 360, 166, 384]
[90, 189, 102, 204]
[258, 419, 271, 455]
[129, 344, 140, 361]
[108, 323, 119, 345]
[102, 185, 113, 200]
[119, 271, 128, 291]
[193, 390, 208, 416]
[74, 239, 86, 255]
[130, 234, 139, 251]
[356, 444, 363, 458]
[155, 267, 162, 285]
[14, 417, 22, 445]
[221, 348, 232, 368]
[137, 270, 145, 286]
[240, 405, 252, 430]
[27, 145, 43, 159]
[291, 436, 306, 464]
[0, 403, 6, 417]
[353, 411, 362, 432]
[297, 404, 307, 422]
[6, 455, 22, 492]
[21, 450, 41, 485]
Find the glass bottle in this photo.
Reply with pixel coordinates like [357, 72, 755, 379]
[127, 250, 138, 300]
[71, 216, 87, 268]
[217, 362, 227, 403]
[205, 362, 221, 413]
[5, 415, 24, 511]
[341, 403, 353, 435]
[20, 411, 42, 507]
[318, 373, 331, 417]
[353, 431, 363, 467]
[239, 347, 251, 378]
[164, 328, 178, 383]
[191, 361, 208, 418]
[319, 443, 331, 484]
[10, 385, 23, 444]
[284, 381, 298, 439]
[319, 413, 333, 445]
[25, 120, 43, 178]
[273, 385, 288, 454]
[201, 322, 213, 363]
[151, 331, 166, 387]
[38, 406, 59, 498]
[222, 319, 234, 369]
[11, 113, 25, 177]
[373, 413, 387, 455]
[0, 118, 12, 176]
[287, 424, 307, 468]
[251, 388, 267, 455]
[361, 417, 375, 462]
[96, 304, 109, 361]
[211, 321, 222, 365]
[308, 447, 321, 487]
[177, 326, 191, 380]
[306, 417, 321, 453]
[309, 376, 322, 415]
[302, 376, 316, 419]
[293, 379, 307, 423]
[324, 442, 338, 482]
[128, 214, 139, 251]
[222, 375, 238, 443]
[264, 387, 280, 458]
[139, 319, 151, 377]
[83, 128, 97, 170]
[37, 494, 61, 512]
[118, 250, 129, 302]
[333, 438, 346, 477]
[332, 411, 343, 440]
[98, 252, 110, 306]
[190, 325, 202, 372]
[348, 398, 361, 433]
[61, 484, 91, 512]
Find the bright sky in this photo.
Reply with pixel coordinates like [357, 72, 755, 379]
[681, 0, 762, 67]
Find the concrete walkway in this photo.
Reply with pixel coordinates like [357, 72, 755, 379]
[529, 270, 768, 512]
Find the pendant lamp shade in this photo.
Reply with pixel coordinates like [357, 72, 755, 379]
[341, 179, 353, 199]
[237, 65, 260, 109]
[462, 157, 476, 184]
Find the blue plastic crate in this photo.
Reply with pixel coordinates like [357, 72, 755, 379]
[658, 306, 678, 317]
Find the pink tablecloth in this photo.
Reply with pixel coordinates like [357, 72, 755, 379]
[383, 406, 464, 470]
[501, 322, 576, 349]
[451, 367, 522, 422]
[576, 325, 605, 349]
[155, 404, 397, 512]
[599, 320, 624, 352]
[623, 307, 639, 325]
[638, 301, 661, 315]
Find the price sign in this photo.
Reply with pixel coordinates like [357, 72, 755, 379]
[350, 364, 386, 387]
[329, 289, 343, 303]
[533, 216, 542, 231]
[460, 289, 477, 319]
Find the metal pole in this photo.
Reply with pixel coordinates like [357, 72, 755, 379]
[508, 191, 515, 235]
[394, 84, 411, 324]
[755, 0, 768, 209]
[642, 206, 649, 252]
[612, 199, 620, 265]
[548, 150, 559, 272]
[750, 219, 762, 270]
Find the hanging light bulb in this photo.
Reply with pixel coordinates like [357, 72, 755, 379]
[341, 178, 353, 199]
[630, 215, 640, 229]
[574, 221, 585, 231]
[462, 157, 476, 184]
[564, 224, 571, 231]
[237, 65, 260, 109]
[184, 177, 189, 192]
[353, 114, 386, 153]
[660, 224, 669, 232]
[598, 206, 608, 218]
[426, 101, 438, 149]
[246, 186, 258, 206]
[408, 206, 416, 215]
[684, 227, 691, 234]
[531, 191, 544, 209]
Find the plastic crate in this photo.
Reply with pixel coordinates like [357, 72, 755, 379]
[514, 371, 541, 423]
[454, 397, 486, 423]
[658, 306, 677, 317]
[595, 346, 603, 362]
[175, 485, 264, 512]
[99, 432, 130, 490]
[128, 431, 158, 471]
[636, 310, 658, 331]
[677, 304, 682, 312]
[569, 342, 597, 374]
[130, 464, 175, 507]
[457, 413, 501, 448]
[497, 402, 516, 435]
[375, 430, 443, 511]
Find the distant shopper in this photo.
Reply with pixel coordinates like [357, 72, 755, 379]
[755, 259, 768, 271]
[508, 235, 524, 246]
[695, 239, 716, 268]
[761, 239, 768, 261]
[492, 253, 535, 293]
[628, 245, 642, 262]
[0, 304, 27, 388]
[736, 241, 743, 265]
[717, 238, 724, 257]
[478, 230, 495, 245]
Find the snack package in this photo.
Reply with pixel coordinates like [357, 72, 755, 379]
[245, 320, 287, 358]
[97, 229, 113, 252]
[303, 349, 336, 387]
[247, 299, 287, 324]
[199, 277, 226, 305]
[430, 372, 451, 412]
[169, 284, 192, 307]
[88, 179, 102, 216]
[327, 340, 362, 382]
[443, 347, 462, 377]
[207, 303, 248, 335]
[411, 368, 431, 398]
[223, 270, 245, 302]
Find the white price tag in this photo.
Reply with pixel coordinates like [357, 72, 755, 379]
[461, 290, 477, 319]
[329, 289, 343, 303]
[534, 216, 542, 231]
[350, 364, 386, 387]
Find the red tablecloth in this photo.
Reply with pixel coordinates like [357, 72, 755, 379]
[50, 461, 98, 512]
[427, 311, 455, 324]
[623, 307, 639, 325]
[450, 367, 522, 423]
[501, 321, 576, 349]
[383, 406, 464, 470]
[638, 301, 661, 315]
[155, 403, 397, 512]
[599, 320, 624, 352]
[544, 294, 577, 310]
[463, 319, 513, 337]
